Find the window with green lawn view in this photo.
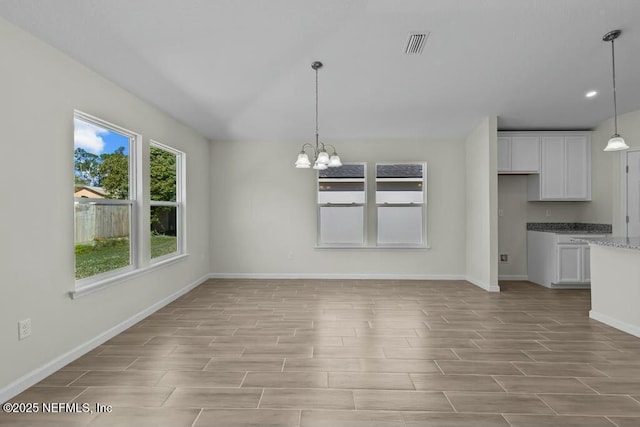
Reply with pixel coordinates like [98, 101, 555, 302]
[74, 112, 135, 280]
[150, 142, 183, 260]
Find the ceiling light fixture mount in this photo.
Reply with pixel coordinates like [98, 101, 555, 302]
[294, 61, 342, 170]
[602, 29, 629, 152]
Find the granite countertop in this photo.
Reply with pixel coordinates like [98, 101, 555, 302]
[572, 237, 640, 251]
[527, 222, 612, 234]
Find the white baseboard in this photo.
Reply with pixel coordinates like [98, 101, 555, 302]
[0, 274, 209, 404]
[498, 275, 528, 281]
[465, 276, 501, 292]
[589, 310, 640, 338]
[208, 272, 466, 281]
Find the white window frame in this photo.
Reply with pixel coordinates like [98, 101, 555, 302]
[72, 112, 188, 299]
[375, 162, 427, 248]
[316, 162, 367, 248]
[73, 111, 140, 290]
[149, 140, 186, 262]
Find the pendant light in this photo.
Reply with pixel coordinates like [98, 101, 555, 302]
[294, 61, 342, 169]
[603, 29, 629, 152]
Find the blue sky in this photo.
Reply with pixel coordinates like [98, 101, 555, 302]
[74, 118, 130, 156]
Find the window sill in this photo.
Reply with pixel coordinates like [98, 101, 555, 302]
[70, 253, 189, 299]
[315, 245, 430, 250]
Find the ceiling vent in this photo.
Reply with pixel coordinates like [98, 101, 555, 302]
[404, 32, 429, 54]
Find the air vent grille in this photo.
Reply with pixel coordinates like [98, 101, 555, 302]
[404, 32, 429, 55]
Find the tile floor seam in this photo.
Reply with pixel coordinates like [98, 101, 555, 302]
[159, 386, 178, 407]
[239, 371, 249, 388]
[66, 371, 89, 387]
[432, 360, 445, 375]
[442, 391, 458, 412]
[491, 375, 510, 393]
[534, 392, 560, 415]
[575, 376, 603, 394]
[255, 388, 265, 409]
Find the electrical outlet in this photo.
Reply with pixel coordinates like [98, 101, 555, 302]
[546, 209, 551, 217]
[18, 318, 31, 340]
[500, 254, 509, 263]
[287, 251, 294, 260]
[498, 209, 504, 217]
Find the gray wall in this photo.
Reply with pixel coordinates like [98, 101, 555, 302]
[0, 17, 211, 395]
[209, 138, 468, 278]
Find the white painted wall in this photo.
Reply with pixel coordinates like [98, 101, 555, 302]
[590, 244, 640, 337]
[209, 138, 467, 278]
[497, 109, 640, 278]
[464, 117, 499, 291]
[587, 110, 640, 235]
[0, 17, 210, 396]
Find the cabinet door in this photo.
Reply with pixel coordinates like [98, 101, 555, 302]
[557, 245, 581, 283]
[582, 245, 591, 283]
[541, 137, 565, 199]
[565, 136, 590, 200]
[498, 137, 511, 172]
[511, 136, 540, 172]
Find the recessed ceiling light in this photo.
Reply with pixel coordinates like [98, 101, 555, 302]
[585, 90, 598, 98]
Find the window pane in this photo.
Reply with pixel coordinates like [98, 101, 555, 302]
[150, 146, 177, 202]
[74, 203, 131, 279]
[151, 206, 177, 258]
[74, 117, 131, 200]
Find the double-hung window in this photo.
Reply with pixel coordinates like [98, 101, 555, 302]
[150, 141, 184, 260]
[376, 163, 426, 247]
[317, 163, 367, 247]
[73, 111, 187, 295]
[74, 112, 138, 282]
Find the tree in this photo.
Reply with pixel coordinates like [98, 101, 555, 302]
[150, 147, 177, 234]
[74, 148, 101, 186]
[150, 147, 176, 201]
[100, 147, 129, 199]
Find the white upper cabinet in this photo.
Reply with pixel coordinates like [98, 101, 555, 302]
[527, 132, 591, 201]
[497, 134, 540, 173]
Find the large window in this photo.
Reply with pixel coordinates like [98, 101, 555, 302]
[150, 142, 184, 260]
[316, 162, 427, 248]
[73, 111, 187, 294]
[74, 112, 136, 281]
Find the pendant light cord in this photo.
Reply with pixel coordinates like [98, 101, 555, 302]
[315, 65, 320, 150]
[611, 38, 619, 135]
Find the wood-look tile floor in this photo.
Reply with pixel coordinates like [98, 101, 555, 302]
[3, 279, 640, 426]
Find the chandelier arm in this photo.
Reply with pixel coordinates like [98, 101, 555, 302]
[300, 143, 317, 159]
[323, 144, 338, 155]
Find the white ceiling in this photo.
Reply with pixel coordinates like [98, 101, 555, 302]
[1, 0, 639, 142]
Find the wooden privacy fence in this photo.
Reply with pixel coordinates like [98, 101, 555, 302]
[75, 203, 129, 244]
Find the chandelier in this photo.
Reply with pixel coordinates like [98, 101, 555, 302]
[294, 61, 342, 169]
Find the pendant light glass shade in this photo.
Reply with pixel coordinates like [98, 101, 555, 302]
[295, 152, 311, 168]
[316, 150, 330, 165]
[603, 30, 629, 152]
[604, 135, 629, 151]
[313, 161, 328, 170]
[328, 154, 342, 167]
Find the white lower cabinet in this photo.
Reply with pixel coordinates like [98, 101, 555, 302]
[557, 244, 583, 283]
[527, 231, 605, 288]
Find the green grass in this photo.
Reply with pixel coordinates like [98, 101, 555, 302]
[75, 235, 177, 279]
[151, 234, 178, 259]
